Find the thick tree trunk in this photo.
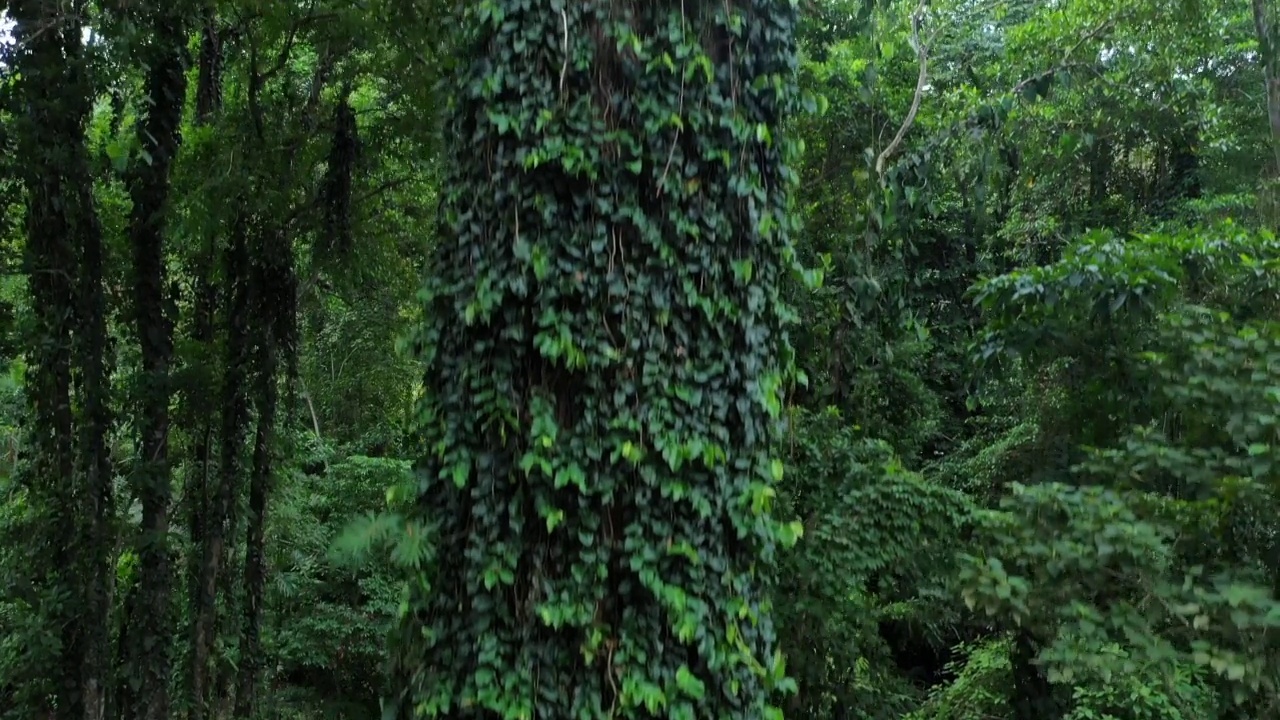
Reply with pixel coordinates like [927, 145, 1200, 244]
[387, 1, 802, 717]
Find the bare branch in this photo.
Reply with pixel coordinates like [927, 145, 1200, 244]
[876, 0, 930, 177]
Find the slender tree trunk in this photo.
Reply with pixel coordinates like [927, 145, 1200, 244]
[1011, 630, 1064, 720]
[1087, 137, 1109, 223]
[1253, 0, 1280, 178]
[123, 5, 189, 719]
[112, 573, 141, 720]
[185, 242, 219, 716]
[234, 340, 278, 719]
[192, 215, 253, 720]
[73, 77, 114, 720]
[186, 9, 226, 714]
[195, 5, 224, 125]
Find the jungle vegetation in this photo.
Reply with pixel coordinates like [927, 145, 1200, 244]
[2, 0, 1280, 719]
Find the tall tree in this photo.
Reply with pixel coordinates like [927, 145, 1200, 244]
[8, 0, 114, 717]
[183, 5, 225, 712]
[388, 0, 805, 716]
[121, 2, 190, 718]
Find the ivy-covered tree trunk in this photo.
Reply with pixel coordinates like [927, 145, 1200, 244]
[390, 1, 804, 717]
[73, 98, 114, 720]
[243, 220, 297, 717]
[9, 1, 81, 713]
[10, 2, 113, 717]
[235, 317, 281, 719]
[184, 8, 224, 712]
[123, 4, 189, 718]
[192, 215, 253, 720]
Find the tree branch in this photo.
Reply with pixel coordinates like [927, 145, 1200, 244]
[876, 0, 930, 177]
[1010, 17, 1113, 98]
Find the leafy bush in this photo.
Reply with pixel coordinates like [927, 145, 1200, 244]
[264, 454, 412, 713]
[776, 406, 977, 718]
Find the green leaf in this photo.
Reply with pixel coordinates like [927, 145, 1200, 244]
[675, 665, 705, 699]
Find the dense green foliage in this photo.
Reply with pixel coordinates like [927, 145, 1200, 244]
[3, 0, 1280, 718]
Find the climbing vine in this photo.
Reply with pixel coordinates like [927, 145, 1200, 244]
[388, 0, 808, 717]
